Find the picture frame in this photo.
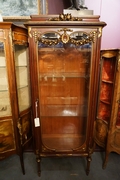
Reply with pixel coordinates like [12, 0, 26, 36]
[1, 0, 48, 22]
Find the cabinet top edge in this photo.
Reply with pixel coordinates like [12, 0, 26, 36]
[24, 15, 106, 27]
[0, 22, 27, 33]
[30, 14, 101, 19]
[24, 21, 106, 28]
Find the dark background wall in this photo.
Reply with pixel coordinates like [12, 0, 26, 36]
[48, 0, 70, 14]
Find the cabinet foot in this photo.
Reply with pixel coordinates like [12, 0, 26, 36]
[103, 152, 109, 169]
[86, 155, 92, 175]
[36, 154, 41, 176]
[20, 154, 25, 175]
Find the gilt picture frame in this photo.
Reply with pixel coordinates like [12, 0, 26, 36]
[1, 0, 48, 22]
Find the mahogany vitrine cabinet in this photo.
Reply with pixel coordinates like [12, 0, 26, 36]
[94, 49, 120, 168]
[25, 14, 106, 176]
[0, 22, 32, 174]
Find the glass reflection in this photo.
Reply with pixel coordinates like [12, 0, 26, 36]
[0, 42, 11, 116]
[14, 44, 31, 112]
[38, 31, 92, 150]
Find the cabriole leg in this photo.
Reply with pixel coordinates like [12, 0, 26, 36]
[103, 151, 109, 169]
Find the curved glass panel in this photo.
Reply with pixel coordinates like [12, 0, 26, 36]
[38, 31, 92, 151]
[0, 42, 11, 117]
[41, 32, 60, 40]
[14, 44, 31, 112]
[70, 32, 88, 39]
[69, 31, 93, 47]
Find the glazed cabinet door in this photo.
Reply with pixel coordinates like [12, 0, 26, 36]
[0, 40, 16, 159]
[38, 34, 91, 152]
[14, 44, 31, 112]
[14, 44, 32, 147]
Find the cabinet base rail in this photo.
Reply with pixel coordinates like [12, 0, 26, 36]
[36, 151, 92, 176]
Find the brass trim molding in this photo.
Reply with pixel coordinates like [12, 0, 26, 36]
[117, 50, 120, 71]
[30, 28, 97, 45]
[49, 14, 82, 21]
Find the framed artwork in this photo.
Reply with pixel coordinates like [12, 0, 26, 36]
[1, 0, 48, 22]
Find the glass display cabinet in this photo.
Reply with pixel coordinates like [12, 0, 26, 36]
[25, 14, 106, 176]
[94, 49, 120, 168]
[0, 23, 32, 174]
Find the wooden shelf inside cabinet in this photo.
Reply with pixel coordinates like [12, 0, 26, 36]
[96, 55, 116, 124]
[100, 100, 111, 105]
[42, 134, 85, 151]
[102, 80, 114, 84]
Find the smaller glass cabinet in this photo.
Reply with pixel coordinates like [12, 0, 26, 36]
[94, 49, 120, 169]
[0, 23, 32, 175]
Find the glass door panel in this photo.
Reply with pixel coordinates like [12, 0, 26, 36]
[14, 45, 31, 112]
[38, 32, 92, 151]
[0, 42, 11, 117]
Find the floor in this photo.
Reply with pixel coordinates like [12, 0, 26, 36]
[0, 152, 120, 180]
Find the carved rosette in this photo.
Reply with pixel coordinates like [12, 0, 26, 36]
[61, 32, 70, 44]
